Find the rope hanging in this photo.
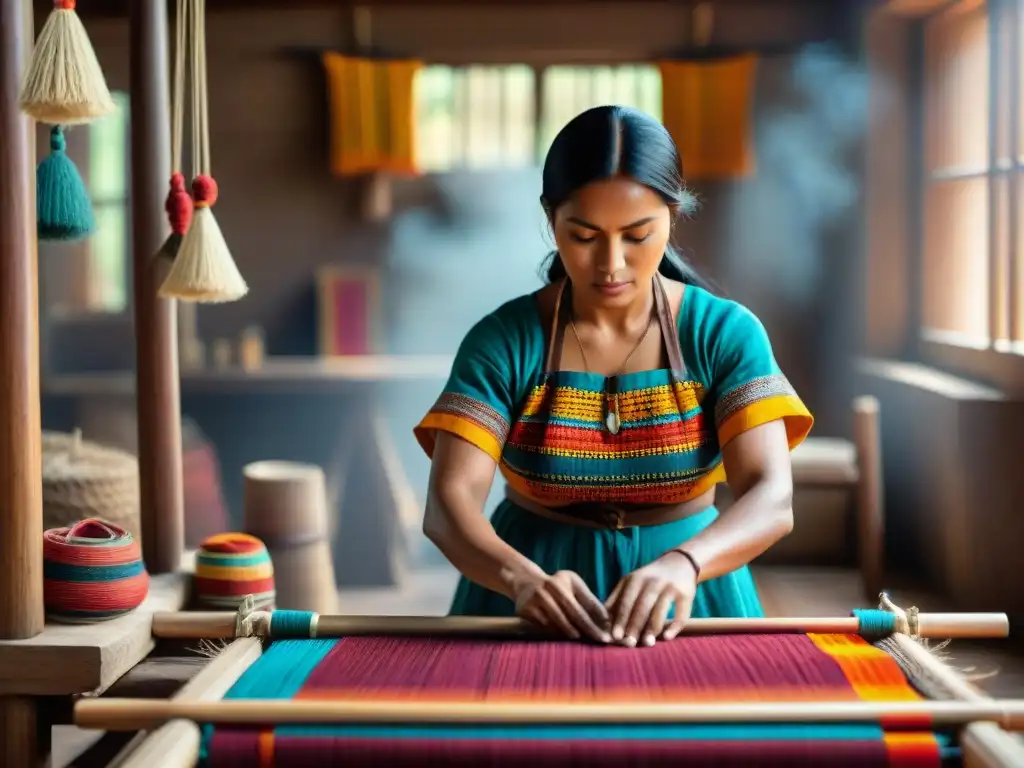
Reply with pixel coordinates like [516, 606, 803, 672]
[157, 0, 194, 263]
[159, 0, 248, 303]
[19, 0, 115, 241]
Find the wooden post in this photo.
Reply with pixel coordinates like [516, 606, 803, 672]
[0, 0, 44, 643]
[131, 0, 184, 573]
[0, 0, 46, 762]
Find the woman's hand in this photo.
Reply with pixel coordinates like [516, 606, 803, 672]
[513, 570, 612, 643]
[605, 551, 698, 647]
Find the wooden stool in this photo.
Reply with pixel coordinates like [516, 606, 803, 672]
[242, 461, 338, 613]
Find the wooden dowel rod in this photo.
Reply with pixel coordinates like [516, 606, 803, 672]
[150, 611, 1011, 641]
[108, 638, 262, 768]
[75, 697, 1024, 731]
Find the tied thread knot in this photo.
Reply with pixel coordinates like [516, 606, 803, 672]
[165, 172, 193, 235]
[879, 592, 921, 637]
[191, 175, 218, 210]
[49, 126, 66, 153]
[233, 595, 271, 638]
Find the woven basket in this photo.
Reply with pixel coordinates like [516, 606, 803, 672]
[42, 430, 141, 541]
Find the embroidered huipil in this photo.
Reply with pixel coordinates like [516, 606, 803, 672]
[414, 283, 814, 508]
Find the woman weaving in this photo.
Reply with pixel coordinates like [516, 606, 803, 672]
[414, 105, 813, 649]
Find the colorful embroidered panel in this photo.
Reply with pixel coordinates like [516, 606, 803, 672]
[413, 288, 814, 506]
[501, 370, 718, 505]
[204, 633, 951, 767]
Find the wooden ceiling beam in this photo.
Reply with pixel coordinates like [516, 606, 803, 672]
[48, 0, 880, 22]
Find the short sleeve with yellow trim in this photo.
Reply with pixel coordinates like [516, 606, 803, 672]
[413, 295, 542, 464]
[705, 300, 814, 451]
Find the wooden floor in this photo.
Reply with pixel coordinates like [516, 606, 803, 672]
[52, 565, 1024, 766]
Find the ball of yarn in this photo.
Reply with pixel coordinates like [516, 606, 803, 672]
[43, 518, 149, 624]
[194, 532, 275, 610]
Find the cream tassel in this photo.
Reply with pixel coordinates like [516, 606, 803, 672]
[19, 0, 116, 125]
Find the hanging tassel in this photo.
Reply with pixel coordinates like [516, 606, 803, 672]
[157, 172, 193, 261]
[18, 0, 116, 125]
[158, 175, 247, 302]
[37, 126, 94, 241]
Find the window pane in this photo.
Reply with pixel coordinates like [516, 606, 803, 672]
[416, 66, 456, 172]
[923, 4, 988, 174]
[922, 177, 989, 340]
[415, 65, 536, 172]
[538, 65, 663, 160]
[502, 65, 536, 168]
[90, 204, 128, 313]
[89, 91, 129, 201]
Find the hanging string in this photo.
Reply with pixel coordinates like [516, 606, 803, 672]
[158, 0, 193, 260]
[158, 0, 248, 302]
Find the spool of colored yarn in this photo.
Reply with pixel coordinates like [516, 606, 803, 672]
[43, 518, 150, 624]
[194, 532, 275, 610]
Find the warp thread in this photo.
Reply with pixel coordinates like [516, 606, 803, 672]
[43, 518, 149, 624]
[194, 532, 275, 611]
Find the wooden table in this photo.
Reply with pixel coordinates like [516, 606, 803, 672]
[44, 355, 453, 588]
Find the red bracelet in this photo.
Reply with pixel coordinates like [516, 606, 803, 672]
[674, 549, 702, 582]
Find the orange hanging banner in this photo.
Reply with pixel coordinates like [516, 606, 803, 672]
[658, 54, 759, 181]
[322, 52, 423, 177]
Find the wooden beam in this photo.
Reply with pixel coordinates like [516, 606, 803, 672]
[130, 0, 184, 573]
[57, 0, 883, 21]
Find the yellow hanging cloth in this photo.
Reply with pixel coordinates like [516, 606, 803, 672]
[658, 54, 759, 181]
[322, 52, 422, 177]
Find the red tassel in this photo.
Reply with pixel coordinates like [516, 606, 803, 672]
[166, 172, 193, 235]
[192, 174, 218, 209]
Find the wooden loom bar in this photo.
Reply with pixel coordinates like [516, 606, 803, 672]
[108, 638, 263, 768]
[130, 0, 184, 573]
[151, 610, 1012, 640]
[75, 697, 1024, 731]
[887, 631, 1024, 768]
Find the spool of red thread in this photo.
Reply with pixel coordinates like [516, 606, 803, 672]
[43, 519, 149, 624]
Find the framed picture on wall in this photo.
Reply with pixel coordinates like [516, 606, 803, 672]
[317, 265, 382, 357]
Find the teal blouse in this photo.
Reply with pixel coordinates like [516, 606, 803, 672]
[415, 285, 813, 506]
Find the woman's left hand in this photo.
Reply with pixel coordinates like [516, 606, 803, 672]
[605, 551, 698, 647]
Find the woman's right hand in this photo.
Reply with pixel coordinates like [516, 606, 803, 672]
[513, 570, 612, 643]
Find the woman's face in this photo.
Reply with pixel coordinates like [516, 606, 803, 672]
[550, 177, 672, 308]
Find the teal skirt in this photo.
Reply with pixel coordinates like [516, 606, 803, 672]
[449, 500, 764, 619]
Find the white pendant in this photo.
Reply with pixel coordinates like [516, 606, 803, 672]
[605, 411, 621, 435]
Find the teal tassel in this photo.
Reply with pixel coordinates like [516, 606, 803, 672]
[37, 126, 95, 241]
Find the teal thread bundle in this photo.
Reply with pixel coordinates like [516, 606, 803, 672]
[37, 125, 95, 241]
[43, 518, 149, 624]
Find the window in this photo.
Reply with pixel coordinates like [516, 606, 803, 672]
[415, 65, 536, 172]
[538, 65, 663, 159]
[86, 90, 130, 314]
[920, 0, 1023, 352]
[414, 63, 664, 172]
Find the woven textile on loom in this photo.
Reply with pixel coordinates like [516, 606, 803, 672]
[204, 633, 955, 767]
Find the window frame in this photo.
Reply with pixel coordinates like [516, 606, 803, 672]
[912, 0, 1024, 391]
[45, 90, 132, 323]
